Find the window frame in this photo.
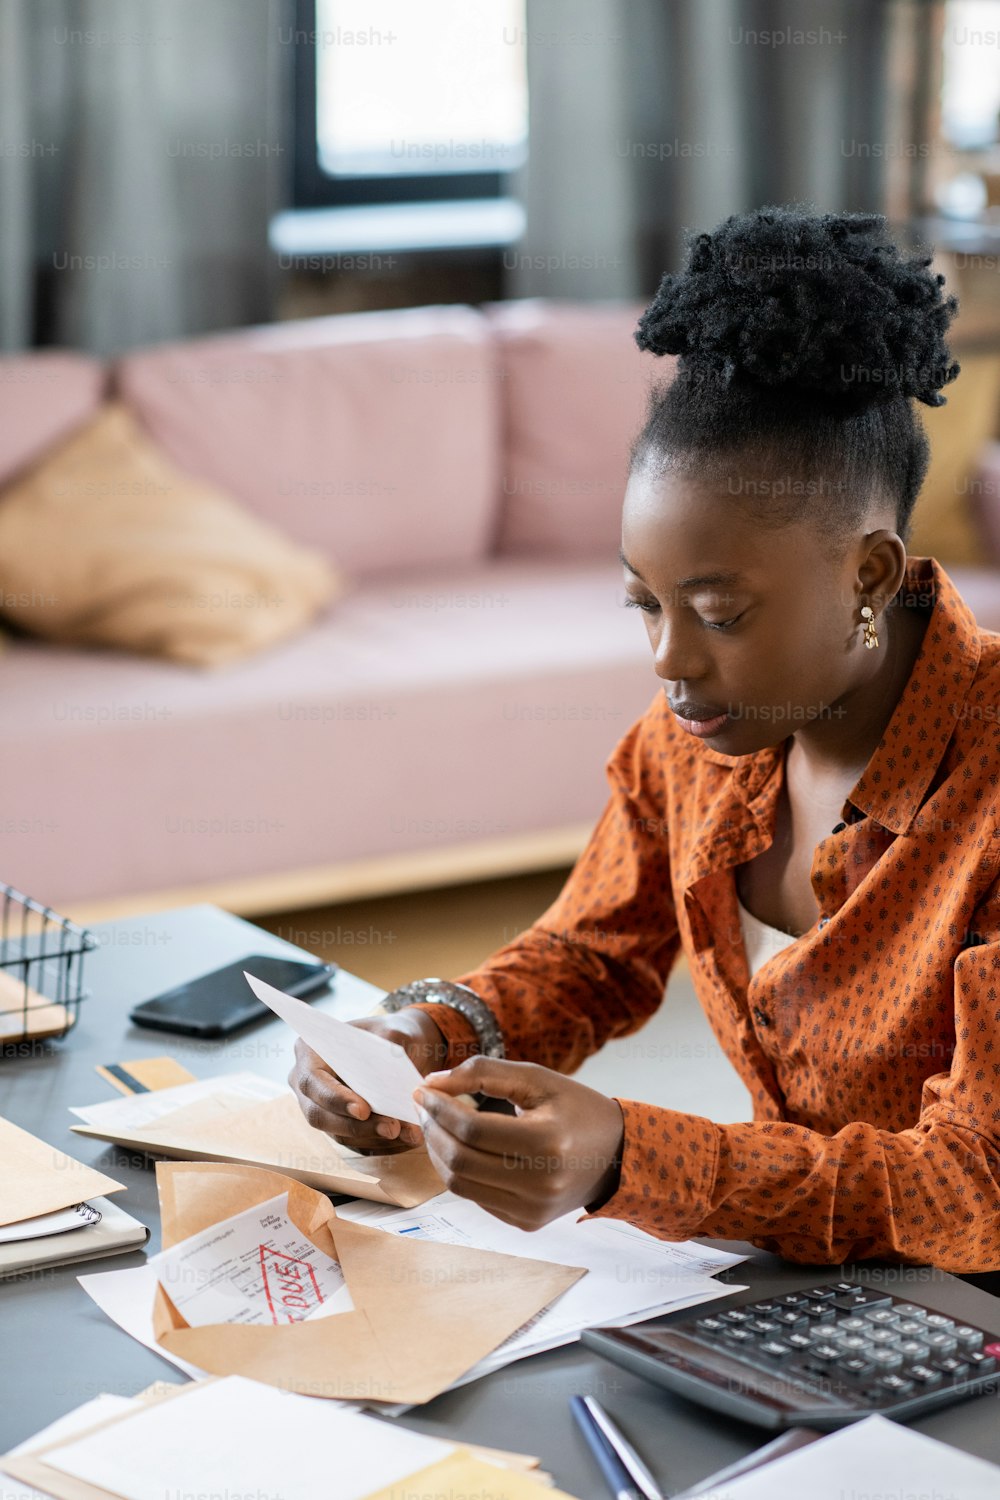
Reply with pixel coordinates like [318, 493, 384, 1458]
[291, 0, 510, 209]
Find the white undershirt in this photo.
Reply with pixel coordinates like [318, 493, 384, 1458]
[736, 894, 800, 977]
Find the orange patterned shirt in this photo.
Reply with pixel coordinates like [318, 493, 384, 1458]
[414, 557, 1000, 1271]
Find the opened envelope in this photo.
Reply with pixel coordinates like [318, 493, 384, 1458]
[0, 1115, 125, 1227]
[151, 1160, 586, 1405]
[70, 1073, 444, 1208]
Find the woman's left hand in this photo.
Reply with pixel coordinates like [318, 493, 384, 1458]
[413, 1057, 625, 1231]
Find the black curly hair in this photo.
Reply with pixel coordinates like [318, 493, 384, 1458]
[631, 206, 960, 543]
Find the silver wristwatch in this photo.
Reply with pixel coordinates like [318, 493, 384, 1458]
[378, 978, 505, 1060]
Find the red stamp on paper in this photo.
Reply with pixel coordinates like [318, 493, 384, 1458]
[259, 1245, 324, 1325]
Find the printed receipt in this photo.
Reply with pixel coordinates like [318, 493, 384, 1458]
[155, 1192, 354, 1327]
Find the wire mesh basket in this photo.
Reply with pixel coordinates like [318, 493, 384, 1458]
[0, 883, 97, 1047]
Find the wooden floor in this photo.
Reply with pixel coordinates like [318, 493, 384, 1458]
[254, 866, 573, 992]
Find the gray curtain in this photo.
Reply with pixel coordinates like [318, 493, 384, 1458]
[0, 0, 292, 356]
[509, 0, 892, 300]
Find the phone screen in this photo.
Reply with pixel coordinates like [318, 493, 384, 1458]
[130, 954, 337, 1037]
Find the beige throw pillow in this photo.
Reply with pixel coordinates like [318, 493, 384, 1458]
[0, 403, 339, 667]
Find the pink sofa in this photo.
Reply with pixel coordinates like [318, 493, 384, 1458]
[2, 302, 999, 919]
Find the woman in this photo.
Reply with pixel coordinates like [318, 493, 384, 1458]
[291, 207, 1000, 1275]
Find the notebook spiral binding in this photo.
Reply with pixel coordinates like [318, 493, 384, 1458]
[0, 882, 97, 1050]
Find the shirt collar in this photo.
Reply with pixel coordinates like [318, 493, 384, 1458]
[695, 557, 982, 838]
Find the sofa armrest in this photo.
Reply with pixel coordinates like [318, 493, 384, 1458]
[971, 441, 1000, 565]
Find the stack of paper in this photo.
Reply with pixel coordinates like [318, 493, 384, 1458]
[0, 1376, 577, 1500]
[338, 1191, 748, 1393]
[0, 1116, 147, 1277]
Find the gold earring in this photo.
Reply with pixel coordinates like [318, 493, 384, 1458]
[860, 605, 879, 650]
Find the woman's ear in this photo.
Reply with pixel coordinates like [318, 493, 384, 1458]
[856, 529, 908, 609]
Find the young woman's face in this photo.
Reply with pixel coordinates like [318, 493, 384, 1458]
[620, 463, 886, 756]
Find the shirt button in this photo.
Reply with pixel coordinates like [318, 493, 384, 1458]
[831, 821, 847, 834]
[818, 917, 830, 928]
[753, 1006, 770, 1026]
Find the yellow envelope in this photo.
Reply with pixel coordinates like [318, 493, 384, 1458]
[0, 1115, 125, 1227]
[72, 1087, 444, 1207]
[151, 1160, 586, 1406]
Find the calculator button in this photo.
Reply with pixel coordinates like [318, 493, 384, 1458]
[834, 1334, 874, 1354]
[830, 1290, 892, 1312]
[876, 1373, 915, 1398]
[771, 1310, 808, 1330]
[964, 1349, 997, 1373]
[863, 1308, 899, 1326]
[759, 1340, 793, 1359]
[746, 1318, 779, 1336]
[907, 1363, 944, 1388]
[836, 1316, 870, 1334]
[953, 1326, 984, 1350]
[722, 1327, 756, 1345]
[868, 1349, 903, 1371]
[923, 1331, 958, 1355]
[694, 1317, 726, 1334]
[893, 1304, 928, 1319]
[839, 1356, 875, 1379]
[865, 1328, 899, 1346]
[984, 1342, 1000, 1359]
[785, 1332, 813, 1351]
[807, 1342, 843, 1363]
[776, 1293, 811, 1306]
[803, 1286, 838, 1301]
[895, 1318, 928, 1337]
[931, 1355, 971, 1379]
[722, 1309, 753, 1324]
[924, 1314, 954, 1332]
[750, 1301, 778, 1313]
[800, 1303, 835, 1323]
[895, 1339, 931, 1361]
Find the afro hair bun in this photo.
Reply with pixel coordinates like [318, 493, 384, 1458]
[635, 206, 959, 408]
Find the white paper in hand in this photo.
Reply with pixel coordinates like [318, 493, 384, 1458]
[243, 972, 424, 1125]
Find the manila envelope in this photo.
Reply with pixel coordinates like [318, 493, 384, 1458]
[151, 1160, 586, 1406]
[0, 1115, 125, 1227]
[72, 1086, 444, 1207]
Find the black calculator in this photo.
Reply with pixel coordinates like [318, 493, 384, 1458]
[582, 1280, 1000, 1430]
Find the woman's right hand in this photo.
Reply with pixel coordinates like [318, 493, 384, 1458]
[288, 1008, 449, 1155]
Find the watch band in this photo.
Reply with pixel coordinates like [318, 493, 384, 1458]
[378, 978, 505, 1060]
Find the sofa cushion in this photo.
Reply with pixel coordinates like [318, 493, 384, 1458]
[0, 403, 338, 668]
[488, 301, 667, 558]
[0, 352, 105, 488]
[115, 306, 502, 579]
[0, 559, 657, 906]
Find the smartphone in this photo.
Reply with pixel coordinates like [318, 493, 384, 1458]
[129, 953, 337, 1038]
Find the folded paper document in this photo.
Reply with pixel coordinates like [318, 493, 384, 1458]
[92, 1159, 585, 1405]
[0, 1114, 124, 1226]
[244, 970, 424, 1123]
[69, 1071, 443, 1207]
[2, 1375, 579, 1500]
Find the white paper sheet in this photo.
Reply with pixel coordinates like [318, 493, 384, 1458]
[42, 1375, 456, 1500]
[78, 1262, 205, 1380]
[243, 971, 424, 1124]
[338, 1192, 748, 1387]
[684, 1413, 1000, 1499]
[155, 1191, 353, 1327]
[69, 1072, 284, 1128]
[0, 1394, 137, 1500]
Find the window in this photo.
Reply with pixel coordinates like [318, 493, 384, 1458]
[941, 1, 1000, 150]
[293, 0, 528, 208]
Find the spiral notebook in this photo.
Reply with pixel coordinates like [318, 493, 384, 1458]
[0, 1197, 148, 1279]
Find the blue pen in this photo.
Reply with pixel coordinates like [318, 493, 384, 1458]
[569, 1395, 663, 1500]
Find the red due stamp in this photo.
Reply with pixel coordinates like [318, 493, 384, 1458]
[259, 1245, 324, 1325]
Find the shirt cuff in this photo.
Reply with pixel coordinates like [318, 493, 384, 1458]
[406, 1000, 481, 1069]
[583, 1100, 721, 1240]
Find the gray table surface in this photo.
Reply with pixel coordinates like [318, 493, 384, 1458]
[2, 902, 1000, 1497]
